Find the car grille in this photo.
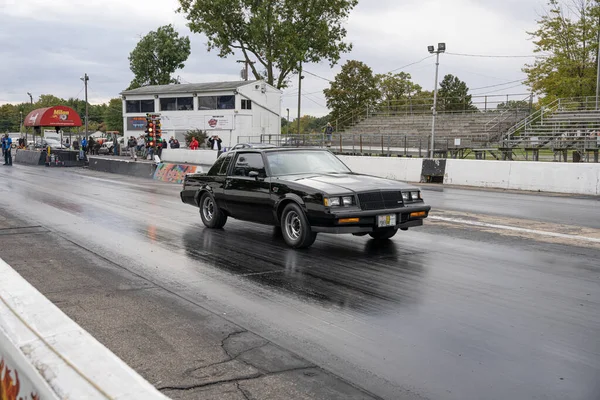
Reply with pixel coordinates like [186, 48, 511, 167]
[357, 191, 403, 211]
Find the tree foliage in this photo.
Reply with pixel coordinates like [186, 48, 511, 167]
[375, 72, 423, 112]
[128, 24, 191, 90]
[323, 60, 380, 127]
[177, 0, 358, 89]
[104, 98, 124, 132]
[524, 0, 600, 102]
[286, 114, 331, 134]
[437, 74, 476, 111]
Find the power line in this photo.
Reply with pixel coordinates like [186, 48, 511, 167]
[469, 79, 524, 91]
[387, 54, 435, 74]
[446, 52, 545, 59]
[303, 70, 332, 82]
[472, 83, 525, 95]
[301, 90, 327, 109]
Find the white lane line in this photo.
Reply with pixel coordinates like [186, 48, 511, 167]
[429, 216, 600, 244]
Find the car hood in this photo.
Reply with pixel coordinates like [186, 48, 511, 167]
[274, 173, 419, 194]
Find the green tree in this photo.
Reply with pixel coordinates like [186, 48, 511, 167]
[128, 24, 191, 89]
[375, 72, 423, 113]
[177, 0, 358, 89]
[523, 0, 599, 103]
[104, 98, 124, 132]
[496, 100, 531, 111]
[437, 74, 476, 112]
[323, 60, 380, 128]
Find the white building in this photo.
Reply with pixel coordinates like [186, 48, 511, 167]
[120, 80, 281, 148]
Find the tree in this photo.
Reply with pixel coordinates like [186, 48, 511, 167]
[128, 24, 191, 89]
[104, 98, 124, 132]
[375, 72, 423, 113]
[177, 0, 358, 89]
[323, 60, 380, 128]
[523, 0, 599, 103]
[496, 100, 531, 111]
[437, 74, 476, 112]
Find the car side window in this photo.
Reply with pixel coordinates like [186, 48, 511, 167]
[218, 153, 234, 176]
[207, 154, 226, 175]
[232, 153, 266, 177]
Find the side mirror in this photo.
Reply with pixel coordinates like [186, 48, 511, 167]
[248, 171, 260, 179]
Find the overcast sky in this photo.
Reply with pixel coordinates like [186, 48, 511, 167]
[0, 0, 545, 117]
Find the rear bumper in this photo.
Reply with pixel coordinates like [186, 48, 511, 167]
[310, 205, 431, 234]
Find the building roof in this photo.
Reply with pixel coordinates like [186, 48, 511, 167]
[121, 80, 259, 96]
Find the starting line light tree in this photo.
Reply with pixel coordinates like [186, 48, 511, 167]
[145, 113, 161, 149]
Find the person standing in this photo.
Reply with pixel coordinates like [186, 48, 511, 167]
[189, 137, 199, 150]
[3, 134, 12, 166]
[325, 122, 334, 148]
[208, 135, 222, 151]
[127, 136, 137, 161]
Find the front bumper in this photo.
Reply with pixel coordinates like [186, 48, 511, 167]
[310, 204, 431, 234]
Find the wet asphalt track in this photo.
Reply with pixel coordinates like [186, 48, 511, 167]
[1, 164, 599, 400]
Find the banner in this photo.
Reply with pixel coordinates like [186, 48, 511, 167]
[127, 117, 147, 131]
[204, 115, 234, 130]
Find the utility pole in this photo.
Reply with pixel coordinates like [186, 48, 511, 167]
[237, 59, 255, 81]
[81, 73, 89, 136]
[297, 62, 303, 136]
[286, 108, 290, 135]
[427, 43, 445, 158]
[596, 13, 600, 109]
[27, 92, 33, 146]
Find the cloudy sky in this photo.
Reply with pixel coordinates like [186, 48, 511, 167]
[0, 0, 545, 117]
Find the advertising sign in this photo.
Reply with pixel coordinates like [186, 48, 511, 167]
[204, 115, 234, 130]
[127, 116, 147, 131]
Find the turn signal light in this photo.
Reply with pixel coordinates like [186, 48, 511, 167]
[338, 218, 360, 224]
[410, 211, 427, 218]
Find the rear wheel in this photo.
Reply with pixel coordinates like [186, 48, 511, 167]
[369, 228, 398, 240]
[199, 192, 227, 229]
[281, 203, 317, 248]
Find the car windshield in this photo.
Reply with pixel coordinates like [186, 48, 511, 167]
[266, 150, 351, 176]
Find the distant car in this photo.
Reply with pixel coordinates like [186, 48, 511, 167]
[180, 148, 431, 249]
[38, 138, 67, 150]
[229, 142, 277, 151]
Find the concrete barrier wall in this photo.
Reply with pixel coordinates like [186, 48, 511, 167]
[88, 157, 156, 179]
[0, 257, 168, 399]
[14, 149, 45, 165]
[153, 163, 204, 184]
[444, 159, 600, 195]
[160, 149, 218, 166]
[338, 156, 423, 182]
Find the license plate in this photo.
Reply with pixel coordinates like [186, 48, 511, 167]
[377, 214, 396, 227]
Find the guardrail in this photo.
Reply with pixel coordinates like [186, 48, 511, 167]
[0, 257, 168, 399]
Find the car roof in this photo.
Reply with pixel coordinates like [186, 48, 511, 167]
[231, 147, 329, 153]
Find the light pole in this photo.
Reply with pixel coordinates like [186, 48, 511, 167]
[286, 108, 290, 135]
[428, 42, 445, 158]
[19, 111, 23, 135]
[80, 73, 89, 136]
[297, 62, 303, 136]
[27, 92, 33, 146]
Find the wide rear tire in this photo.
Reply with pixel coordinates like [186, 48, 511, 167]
[199, 192, 227, 229]
[369, 228, 398, 240]
[280, 203, 317, 249]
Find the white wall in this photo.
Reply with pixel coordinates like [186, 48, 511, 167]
[160, 149, 219, 166]
[237, 82, 281, 137]
[338, 156, 423, 182]
[444, 159, 512, 189]
[0, 257, 168, 399]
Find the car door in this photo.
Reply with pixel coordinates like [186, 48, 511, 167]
[210, 152, 235, 212]
[224, 152, 273, 224]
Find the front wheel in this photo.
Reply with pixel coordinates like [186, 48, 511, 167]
[199, 192, 227, 229]
[369, 228, 398, 240]
[281, 203, 317, 249]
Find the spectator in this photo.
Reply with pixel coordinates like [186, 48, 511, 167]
[81, 137, 87, 153]
[189, 137, 199, 150]
[325, 122, 334, 147]
[3, 134, 12, 166]
[208, 135, 222, 151]
[127, 136, 137, 161]
[171, 139, 180, 149]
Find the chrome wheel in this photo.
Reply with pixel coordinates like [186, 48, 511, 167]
[202, 196, 215, 222]
[284, 210, 302, 241]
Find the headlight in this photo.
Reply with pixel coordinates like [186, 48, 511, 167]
[342, 196, 354, 206]
[411, 191, 421, 200]
[401, 192, 410, 201]
[325, 197, 341, 207]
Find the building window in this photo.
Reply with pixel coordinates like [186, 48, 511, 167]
[126, 100, 155, 113]
[160, 98, 177, 111]
[217, 96, 235, 110]
[241, 99, 252, 110]
[141, 100, 155, 112]
[198, 96, 217, 110]
[177, 97, 193, 110]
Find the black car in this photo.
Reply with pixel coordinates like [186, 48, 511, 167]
[229, 142, 277, 150]
[180, 148, 431, 248]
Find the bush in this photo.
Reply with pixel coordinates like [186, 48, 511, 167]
[185, 129, 208, 147]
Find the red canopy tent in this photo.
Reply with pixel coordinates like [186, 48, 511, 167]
[23, 106, 83, 146]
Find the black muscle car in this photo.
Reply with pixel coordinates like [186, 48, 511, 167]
[180, 148, 431, 248]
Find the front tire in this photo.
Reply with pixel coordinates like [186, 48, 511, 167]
[281, 203, 317, 248]
[369, 228, 398, 240]
[199, 192, 227, 229]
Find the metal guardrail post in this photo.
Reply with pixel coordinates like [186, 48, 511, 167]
[359, 135, 363, 153]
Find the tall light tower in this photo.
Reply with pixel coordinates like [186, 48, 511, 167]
[428, 42, 445, 158]
[80, 73, 89, 136]
[27, 92, 33, 145]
